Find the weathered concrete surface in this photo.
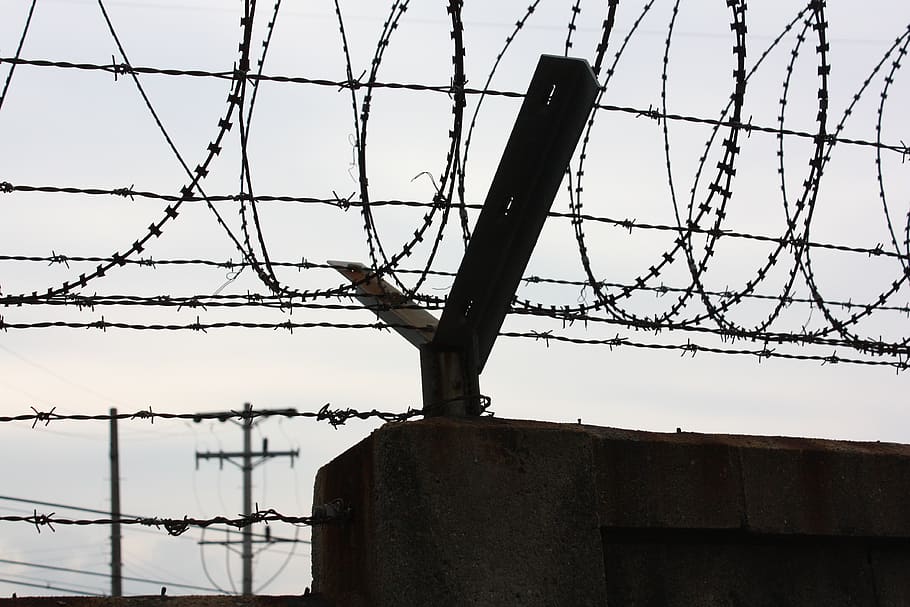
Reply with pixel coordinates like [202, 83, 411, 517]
[313, 418, 605, 607]
[313, 417, 910, 607]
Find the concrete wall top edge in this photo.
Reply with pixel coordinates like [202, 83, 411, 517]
[368, 416, 910, 455]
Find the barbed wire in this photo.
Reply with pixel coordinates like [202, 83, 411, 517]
[0, 396, 493, 429]
[4, 286, 909, 317]
[2, 199, 907, 262]
[0, 504, 349, 536]
[0, 311, 904, 370]
[0, 404, 414, 427]
[3, 284, 907, 367]
[502, 330, 909, 371]
[1, 1, 908, 373]
[0, 317, 408, 333]
[0, 54, 907, 157]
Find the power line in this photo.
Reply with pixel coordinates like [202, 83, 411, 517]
[0, 558, 220, 593]
[0, 343, 128, 406]
[0, 576, 104, 597]
[0, 571, 108, 595]
[0, 495, 111, 517]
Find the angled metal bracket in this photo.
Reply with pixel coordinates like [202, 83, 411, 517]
[332, 55, 599, 417]
[329, 260, 438, 348]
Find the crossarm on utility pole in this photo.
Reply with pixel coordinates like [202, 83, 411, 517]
[193, 403, 300, 596]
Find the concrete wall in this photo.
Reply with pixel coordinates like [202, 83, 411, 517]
[312, 417, 910, 607]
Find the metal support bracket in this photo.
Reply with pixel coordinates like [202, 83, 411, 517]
[332, 55, 599, 417]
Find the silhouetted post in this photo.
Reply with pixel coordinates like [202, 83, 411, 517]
[110, 407, 122, 597]
[242, 403, 253, 596]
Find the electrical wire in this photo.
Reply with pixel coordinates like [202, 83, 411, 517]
[0, 558, 221, 593]
[0, 576, 104, 597]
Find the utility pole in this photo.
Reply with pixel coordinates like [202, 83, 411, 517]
[195, 403, 299, 596]
[109, 407, 122, 597]
[242, 406, 253, 596]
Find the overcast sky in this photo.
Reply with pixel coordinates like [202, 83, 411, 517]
[1, 0, 908, 597]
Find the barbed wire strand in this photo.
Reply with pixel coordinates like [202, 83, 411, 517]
[0, 2, 908, 374]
